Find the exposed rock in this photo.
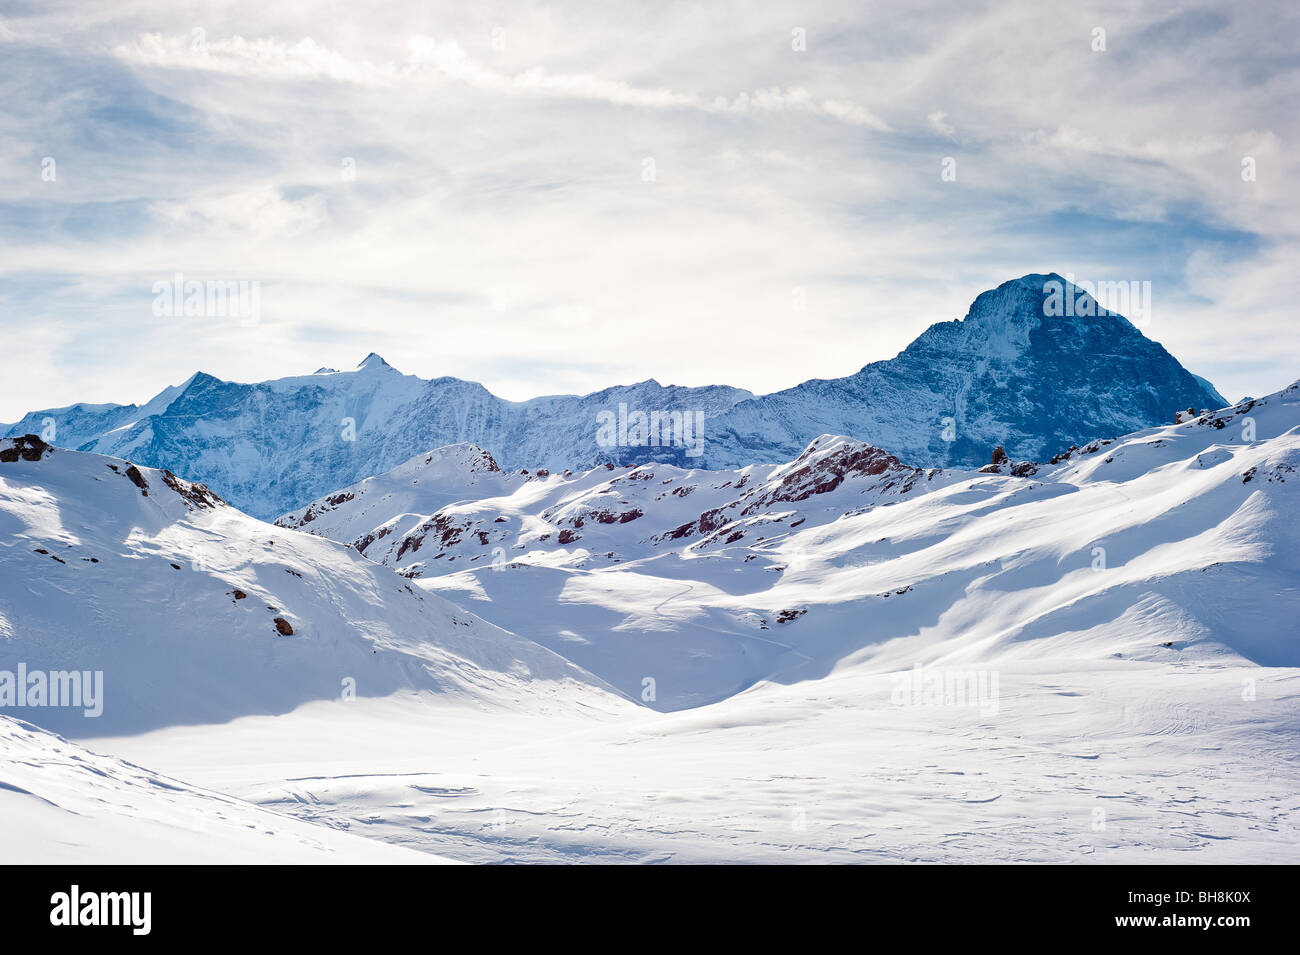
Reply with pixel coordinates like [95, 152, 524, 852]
[124, 465, 149, 495]
[746, 442, 918, 512]
[592, 507, 644, 525]
[160, 469, 225, 509]
[0, 434, 52, 463]
[396, 513, 468, 560]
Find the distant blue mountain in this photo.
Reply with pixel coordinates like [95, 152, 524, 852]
[4, 274, 1226, 520]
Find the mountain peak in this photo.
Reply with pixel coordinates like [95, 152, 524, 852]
[182, 371, 224, 390]
[1006, 271, 1065, 289]
[357, 353, 392, 371]
[958, 271, 1115, 337]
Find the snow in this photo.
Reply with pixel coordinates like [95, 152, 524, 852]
[0, 716, 456, 863]
[279, 385, 1299, 710]
[276, 444, 526, 548]
[3, 379, 1297, 864]
[91, 661, 1300, 863]
[0, 440, 624, 737]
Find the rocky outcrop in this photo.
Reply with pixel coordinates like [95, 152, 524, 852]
[0, 434, 52, 463]
[160, 469, 225, 509]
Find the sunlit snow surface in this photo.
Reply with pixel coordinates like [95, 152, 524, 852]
[2, 382, 1298, 863]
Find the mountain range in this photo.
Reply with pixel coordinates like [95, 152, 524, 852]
[4, 273, 1227, 523]
[278, 384, 1300, 709]
[4, 377, 1296, 861]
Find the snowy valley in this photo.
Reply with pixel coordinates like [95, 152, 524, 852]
[3, 374, 1297, 862]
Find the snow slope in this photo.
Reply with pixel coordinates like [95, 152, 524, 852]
[3, 275, 1223, 520]
[99, 660, 1300, 863]
[4, 383, 1296, 864]
[117, 379, 1284, 864]
[0, 716, 454, 863]
[0, 435, 627, 737]
[285, 382, 1300, 710]
[276, 443, 526, 550]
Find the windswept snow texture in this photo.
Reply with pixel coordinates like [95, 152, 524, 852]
[3, 275, 1223, 520]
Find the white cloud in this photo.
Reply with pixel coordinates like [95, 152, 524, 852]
[114, 30, 885, 128]
[154, 186, 329, 239]
[927, 110, 955, 137]
[0, 0, 1296, 421]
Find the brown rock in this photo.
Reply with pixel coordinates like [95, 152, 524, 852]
[0, 434, 52, 463]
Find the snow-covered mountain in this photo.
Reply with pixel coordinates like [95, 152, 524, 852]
[704, 273, 1228, 470]
[3, 275, 1224, 521]
[276, 443, 527, 554]
[178, 379, 1297, 864]
[1, 357, 751, 523]
[5, 382, 1297, 863]
[0, 434, 625, 737]
[282, 381, 1300, 710]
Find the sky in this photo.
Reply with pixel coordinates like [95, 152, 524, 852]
[1, 0, 1297, 421]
